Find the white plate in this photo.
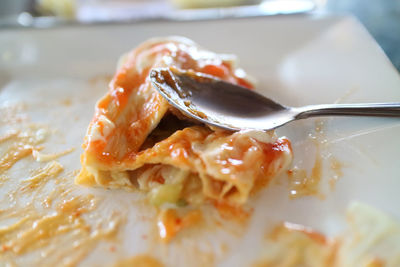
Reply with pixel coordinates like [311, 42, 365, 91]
[1, 15, 400, 266]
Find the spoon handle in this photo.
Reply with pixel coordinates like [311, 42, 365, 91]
[295, 103, 400, 119]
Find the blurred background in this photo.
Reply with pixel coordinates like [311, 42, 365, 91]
[0, 0, 399, 71]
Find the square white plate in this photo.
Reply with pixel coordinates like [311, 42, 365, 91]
[1, 14, 400, 266]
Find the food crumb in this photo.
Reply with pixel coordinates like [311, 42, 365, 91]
[61, 98, 72, 106]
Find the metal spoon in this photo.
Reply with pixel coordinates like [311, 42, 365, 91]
[150, 67, 400, 131]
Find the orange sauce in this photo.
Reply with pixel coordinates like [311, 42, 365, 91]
[83, 39, 254, 167]
[157, 209, 202, 242]
[277, 222, 328, 245]
[287, 151, 324, 199]
[21, 161, 64, 191]
[0, 127, 47, 172]
[0, 158, 120, 249]
[287, 119, 344, 199]
[212, 201, 251, 222]
[200, 64, 229, 78]
[235, 77, 253, 89]
[113, 254, 164, 267]
[32, 147, 75, 162]
[1, 160, 122, 265]
[0, 144, 33, 172]
[0, 130, 19, 142]
[0, 106, 124, 266]
[254, 138, 292, 190]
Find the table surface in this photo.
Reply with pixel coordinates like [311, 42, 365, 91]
[324, 0, 400, 72]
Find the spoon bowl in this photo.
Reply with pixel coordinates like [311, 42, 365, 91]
[150, 67, 400, 131]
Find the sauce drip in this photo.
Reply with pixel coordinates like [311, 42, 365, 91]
[157, 208, 202, 242]
[0, 104, 123, 266]
[113, 254, 164, 267]
[287, 120, 344, 199]
[32, 147, 75, 162]
[0, 125, 48, 172]
[287, 151, 323, 199]
[0, 161, 122, 266]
